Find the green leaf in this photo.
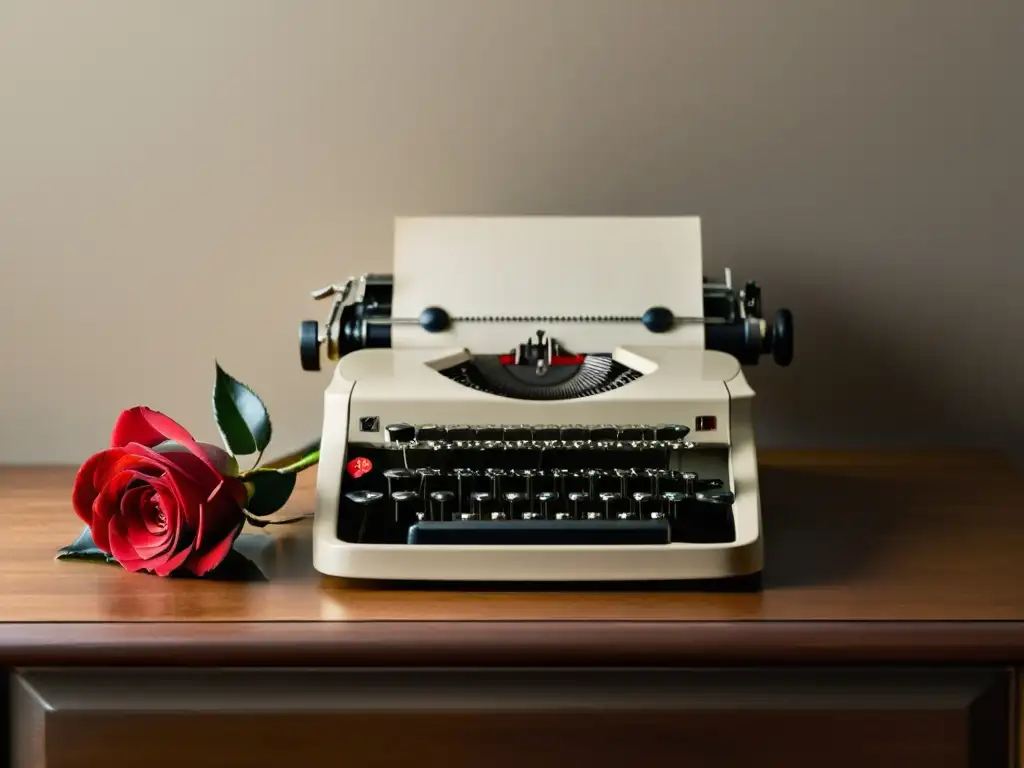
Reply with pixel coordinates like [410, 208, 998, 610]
[212, 362, 272, 457]
[243, 468, 297, 516]
[56, 525, 119, 564]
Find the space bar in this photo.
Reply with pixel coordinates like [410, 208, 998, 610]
[406, 519, 671, 545]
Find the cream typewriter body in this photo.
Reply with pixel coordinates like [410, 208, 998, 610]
[299, 217, 793, 584]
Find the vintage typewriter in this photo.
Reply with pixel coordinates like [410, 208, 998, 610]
[299, 217, 793, 584]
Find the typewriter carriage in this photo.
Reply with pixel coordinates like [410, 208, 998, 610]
[299, 268, 793, 373]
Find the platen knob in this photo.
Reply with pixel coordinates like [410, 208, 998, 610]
[771, 308, 794, 366]
[299, 320, 321, 371]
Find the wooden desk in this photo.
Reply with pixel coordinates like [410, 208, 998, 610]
[1, 451, 1021, 767]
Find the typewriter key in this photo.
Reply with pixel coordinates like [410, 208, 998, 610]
[585, 469, 609, 500]
[599, 491, 621, 519]
[632, 491, 653, 517]
[695, 490, 735, 506]
[567, 491, 588, 519]
[452, 468, 475, 517]
[430, 490, 455, 521]
[345, 490, 383, 506]
[417, 467, 440, 491]
[515, 469, 539, 514]
[504, 491, 526, 519]
[645, 468, 668, 496]
[661, 490, 685, 519]
[470, 491, 492, 518]
[383, 468, 418, 499]
[679, 471, 697, 497]
[486, 468, 508, 498]
[614, 468, 632, 496]
[589, 425, 619, 442]
[390, 490, 419, 522]
[536, 491, 558, 519]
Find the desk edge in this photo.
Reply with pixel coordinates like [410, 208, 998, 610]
[2, 621, 1024, 666]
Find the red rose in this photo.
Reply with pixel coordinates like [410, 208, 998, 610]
[71, 406, 248, 577]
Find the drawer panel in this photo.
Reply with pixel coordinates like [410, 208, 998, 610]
[10, 667, 1012, 768]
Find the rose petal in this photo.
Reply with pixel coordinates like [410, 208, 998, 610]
[107, 514, 151, 570]
[110, 407, 167, 449]
[122, 487, 173, 557]
[151, 481, 187, 561]
[193, 478, 247, 553]
[133, 408, 224, 478]
[88, 469, 144, 552]
[123, 441, 214, 489]
[150, 459, 207, 532]
[152, 544, 195, 577]
[185, 519, 244, 576]
[71, 450, 118, 527]
[153, 440, 240, 477]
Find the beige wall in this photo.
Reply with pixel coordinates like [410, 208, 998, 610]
[1, 0, 1022, 465]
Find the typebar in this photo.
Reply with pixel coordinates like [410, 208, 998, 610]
[407, 519, 671, 545]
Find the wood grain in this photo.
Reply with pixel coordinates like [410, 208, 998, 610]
[11, 667, 1013, 768]
[0, 450, 1020, 622]
[1, 451, 1024, 664]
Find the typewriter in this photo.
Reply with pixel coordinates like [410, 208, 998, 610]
[299, 217, 793, 584]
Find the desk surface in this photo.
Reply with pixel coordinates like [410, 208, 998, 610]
[1, 451, 1022, 666]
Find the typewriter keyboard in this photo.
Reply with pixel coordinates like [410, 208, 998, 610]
[337, 427, 736, 546]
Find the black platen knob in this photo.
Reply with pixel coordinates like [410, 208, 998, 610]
[771, 308, 794, 366]
[420, 306, 450, 333]
[299, 320, 321, 371]
[642, 306, 674, 333]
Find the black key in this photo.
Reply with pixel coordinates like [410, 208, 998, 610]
[561, 426, 587, 441]
[534, 425, 560, 441]
[696, 490, 735, 505]
[475, 426, 503, 441]
[416, 424, 445, 441]
[385, 423, 416, 442]
[446, 425, 474, 441]
[345, 490, 383, 506]
[589, 425, 619, 441]
[655, 424, 691, 440]
[504, 426, 533, 441]
[407, 519, 671, 545]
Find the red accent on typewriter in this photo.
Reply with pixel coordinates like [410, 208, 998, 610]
[346, 457, 373, 478]
[499, 354, 586, 366]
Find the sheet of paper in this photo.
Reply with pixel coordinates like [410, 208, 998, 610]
[391, 216, 706, 348]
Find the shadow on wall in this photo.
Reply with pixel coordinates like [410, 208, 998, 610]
[744, 286, 996, 454]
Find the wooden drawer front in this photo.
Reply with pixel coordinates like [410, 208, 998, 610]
[10, 667, 1011, 768]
